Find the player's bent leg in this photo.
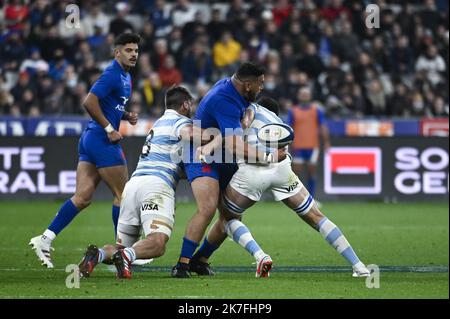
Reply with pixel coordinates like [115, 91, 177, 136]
[185, 177, 220, 244]
[283, 188, 369, 277]
[189, 195, 241, 276]
[172, 177, 220, 278]
[29, 161, 100, 269]
[220, 186, 272, 278]
[116, 223, 141, 248]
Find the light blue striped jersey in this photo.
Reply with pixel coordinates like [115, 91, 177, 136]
[131, 109, 192, 191]
[245, 103, 284, 149]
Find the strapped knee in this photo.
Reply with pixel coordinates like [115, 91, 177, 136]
[116, 223, 141, 247]
[221, 194, 245, 217]
[293, 194, 315, 216]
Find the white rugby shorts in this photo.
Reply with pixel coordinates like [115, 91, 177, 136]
[229, 156, 303, 202]
[119, 175, 175, 238]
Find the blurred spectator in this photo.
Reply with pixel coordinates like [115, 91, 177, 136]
[109, 2, 134, 37]
[409, 91, 428, 117]
[0, 31, 27, 71]
[430, 96, 449, 117]
[271, 0, 293, 27]
[171, 0, 196, 28]
[297, 42, 324, 79]
[320, 0, 351, 22]
[4, 0, 29, 31]
[87, 25, 108, 50]
[181, 41, 213, 85]
[389, 83, 411, 117]
[82, 3, 110, 37]
[93, 33, 114, 64]
[158, 55, 182, 88]
[390, 36, 415, 75]
[212, 31, 241, 76]
[365, 79, 387, 116]
[247, 33, 269, 63]
[207, 7, 228, 44]
[151, 38, 169, 70]
[279, 42, 296, 76]
[48, 48, 68, 81]
[11, 71, 34, 102]
[150, 0, 172, 37]
[333, 20, 359, 63]
[415, 45, 446, 87]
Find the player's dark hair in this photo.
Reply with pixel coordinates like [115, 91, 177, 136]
[235, 62, 265, 81]
[114, 32, 141, 47]
[257, 96, 280, 115]
[165, 86, 193, 110]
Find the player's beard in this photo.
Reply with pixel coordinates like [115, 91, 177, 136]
[246, 91, 258, 102]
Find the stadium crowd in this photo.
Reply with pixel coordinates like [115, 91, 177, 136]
[0, 0, 448, 119]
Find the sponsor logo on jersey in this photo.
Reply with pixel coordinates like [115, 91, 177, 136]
[115, 96, 129, 111]
[141, 202, 159, 211]
[284, 180, 299, 192]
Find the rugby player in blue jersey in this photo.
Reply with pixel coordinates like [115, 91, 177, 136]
[29, 33, 141, 269]
[171, 62, 287, 278]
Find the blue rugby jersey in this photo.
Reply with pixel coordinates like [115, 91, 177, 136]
[88, 60, 132, 133]
[194, 78, 248, 136]
[131, 109, 192, 191]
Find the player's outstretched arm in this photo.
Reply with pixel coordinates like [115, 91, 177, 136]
[83, 93, 122, 143]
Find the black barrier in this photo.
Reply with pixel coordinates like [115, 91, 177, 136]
[315, 137, 449, 202]
[0, 136, 448, 202]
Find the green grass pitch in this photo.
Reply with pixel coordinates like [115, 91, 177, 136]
[0, 201, 448, 299]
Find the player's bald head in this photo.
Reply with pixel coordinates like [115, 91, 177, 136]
[235, 62, 265, 82]
[233, 62, 265, 102]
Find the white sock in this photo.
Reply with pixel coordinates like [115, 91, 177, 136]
[42, 229, 56, 244]
[254, 250, 267, 261]
[123, 247, 136, 263]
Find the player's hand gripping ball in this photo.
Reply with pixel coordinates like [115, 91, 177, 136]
[257, 123, 294, 149]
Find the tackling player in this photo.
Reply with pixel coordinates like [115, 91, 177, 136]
[171, 62, 287, 278]
[77, 86, 221, 279]
[29, 33, 141, 269]
[195, 97, 370, 278]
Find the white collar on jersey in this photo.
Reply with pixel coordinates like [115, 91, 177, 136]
[164, 109, 191, 120]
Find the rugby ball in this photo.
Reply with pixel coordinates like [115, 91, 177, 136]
[257, 123, 294, 148]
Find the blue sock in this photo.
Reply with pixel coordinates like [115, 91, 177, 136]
[179, 237, 199, 262]
[112, 205, 120, 236]
[193, 238, 219, 260]
[48, 199, 80, 235]
[308, 177, 316, 198]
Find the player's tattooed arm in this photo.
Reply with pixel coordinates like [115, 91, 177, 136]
[241, 107, 255, 129]
[83, 92, 122, 143]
